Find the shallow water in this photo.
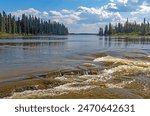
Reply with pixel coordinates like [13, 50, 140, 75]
[0, 35, 150, 98]
[0, 35, 100, 80]
[0, 35, 150, 79]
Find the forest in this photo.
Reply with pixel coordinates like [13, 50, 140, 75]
[99, 18, 150, 36]
[0, 11, 68, 35]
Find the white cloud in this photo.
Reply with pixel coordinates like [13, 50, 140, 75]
[104, 2, 118, 10]
[118, 0, 128, 4]
[110, 0, 128, 4]
[11, 8, 49, 19]
[131, 2, 150, 15]
[131, 0, 138, 3]
[78, 6, 118, 19]
[43, 11, 49, 16]
[10, 6, 123, 33]
[11, 8, 39, 16]
[49, 11, 62, 16]
[107, 0, 142, 12]
[47, 6, 123, 32]
[50, 10, 81, 25]
[80, 23, 100, 33]
[9, 0, 150, 33]
[70, 23, 103, 33]
[61, 9, 73, 14]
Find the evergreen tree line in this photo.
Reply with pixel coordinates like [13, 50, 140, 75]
[99, 18, 150, 36]
[0, 11, 68, 35]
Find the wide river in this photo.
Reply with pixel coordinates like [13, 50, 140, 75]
[0, 35, 150, 98]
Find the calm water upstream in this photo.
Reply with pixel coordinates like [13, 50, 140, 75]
[0, 35, 150, 80]
[1, 35, 150, 98]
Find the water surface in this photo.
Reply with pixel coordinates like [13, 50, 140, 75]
[0, 35, 150, 98]
[0, 35, 150, 80]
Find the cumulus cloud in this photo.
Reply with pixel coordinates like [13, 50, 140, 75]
[9, 0, 150, 33]
[49, 11, 62, 16]
[104, 2, 118, 10]
[11, 8, 40, 16]
[110, 0, 128, 4]
[78, 6, 122, 21]
[11, 8, 50, 19]
[48, 5, 123, 27]
[43, 11, 49, 16]
[117, 0, 128, 4]
[9, 6, 123, 33]
[130, 1, 150, 23]
[61, 9, 74, 14]
[49, 10, 81, 25]
[107, 0, 144, 12]
[131, 6, 150, 15]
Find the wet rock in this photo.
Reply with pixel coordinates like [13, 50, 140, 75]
[14, 86, 38, 93]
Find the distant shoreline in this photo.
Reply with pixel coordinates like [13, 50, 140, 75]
[1, 32, 150, 38]
[69, 33, 98, 35]
[0, 32, 68, 38]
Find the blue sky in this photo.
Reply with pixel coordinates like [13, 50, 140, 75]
[0, 0, 150, 33]
[0, 0, 108, 11]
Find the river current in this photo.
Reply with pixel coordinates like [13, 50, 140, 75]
[0, 35, 150, 98]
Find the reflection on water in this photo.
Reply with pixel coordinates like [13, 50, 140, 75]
[0, 35, 150, 80]
[0, 35, 150, 98]
[0, 42, 66, 48]
[100, 36, 150, 49]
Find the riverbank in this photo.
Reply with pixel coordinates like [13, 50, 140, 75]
[0, 33, 69, 39]
[112, 33, 150, 37]
[1, 32, 150, 38]
[0, 32, 20, 38]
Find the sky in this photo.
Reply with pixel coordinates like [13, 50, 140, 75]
[0, 0, 150, 33]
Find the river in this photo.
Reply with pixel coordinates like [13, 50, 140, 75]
[0, 35, 150, 98]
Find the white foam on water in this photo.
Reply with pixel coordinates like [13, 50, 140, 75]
[92, 56, 150, 82]
[7, 81, 96, 99]
[103, 65, 150, 75]
[81, 63, 96, 67]
[85, 75, 111, 83]
[105, 80, 135, 89]
[55, 82, 96, 91]
[55, 76, 68, 81]
[6, 56, 150, 99]
[6, 89, 68, 99]
[85, 65, 150, 83]
[94, 56, 150, 67]
[79, 75, 98, 79]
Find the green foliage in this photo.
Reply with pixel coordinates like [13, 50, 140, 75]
[112, 33, 140, 36]
[99, 18, 150, 36]
[0, 32, 19, 38]
[0, 11, 68, 36]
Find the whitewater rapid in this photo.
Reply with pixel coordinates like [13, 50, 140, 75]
[7, 55, 150, 99]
